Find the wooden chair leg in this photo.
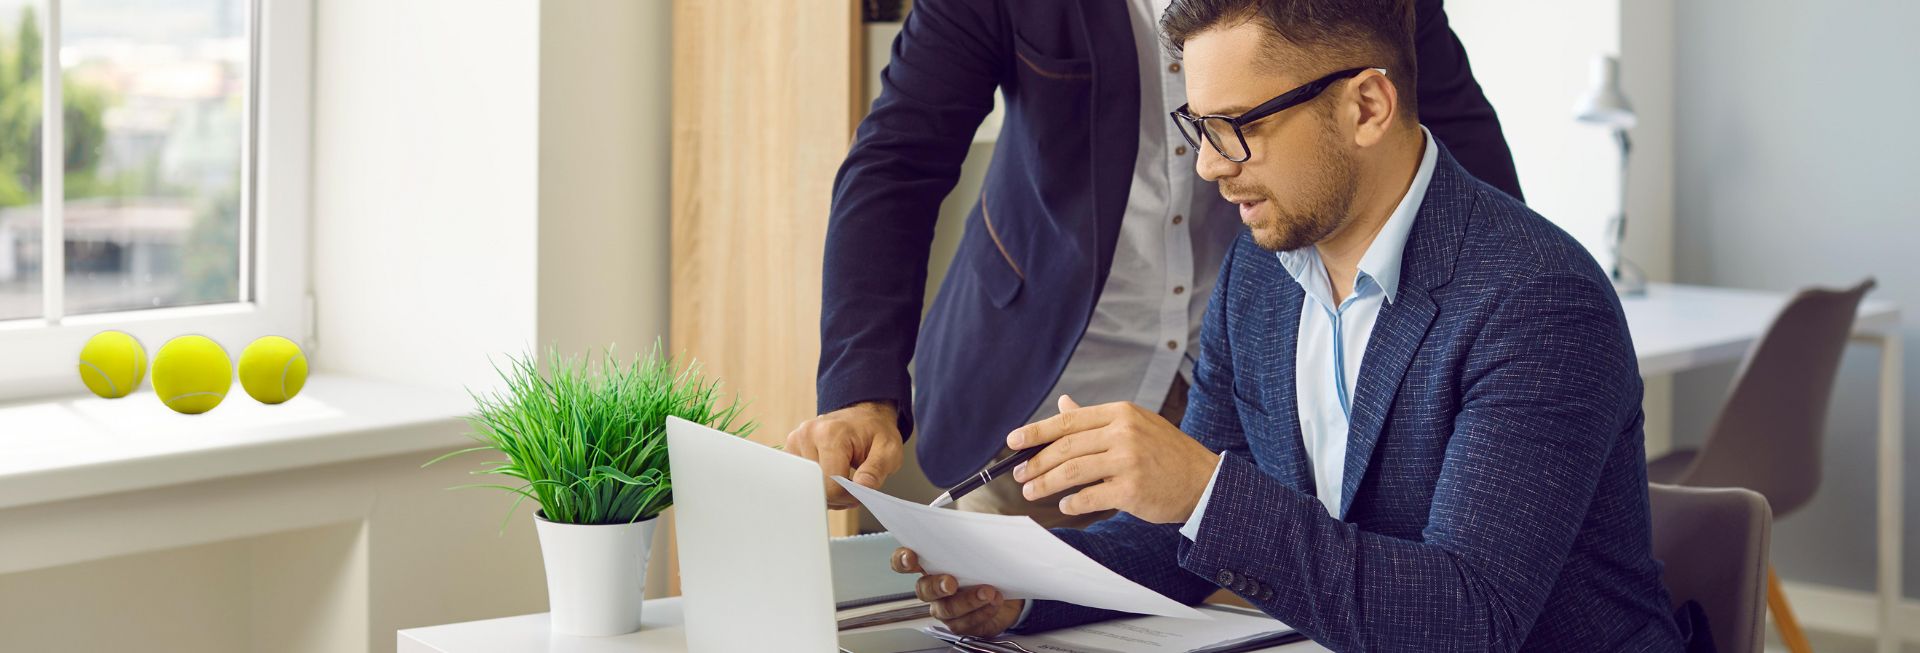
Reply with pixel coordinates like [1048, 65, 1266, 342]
[1767, 566, 1813, 653]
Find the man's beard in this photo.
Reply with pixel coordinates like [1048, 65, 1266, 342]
[1237, 128, 1357, 253]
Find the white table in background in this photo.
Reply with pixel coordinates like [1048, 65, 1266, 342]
[396, 597, 1330, 653]
[1622, 283, 1903, 653]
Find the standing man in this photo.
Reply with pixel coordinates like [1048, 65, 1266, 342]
[790, 0, 1521, 524]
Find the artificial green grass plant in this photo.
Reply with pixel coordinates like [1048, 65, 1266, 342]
[428, 344, 754, 526]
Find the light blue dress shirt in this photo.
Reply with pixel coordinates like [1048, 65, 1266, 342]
[1179, 127, 1438, 540]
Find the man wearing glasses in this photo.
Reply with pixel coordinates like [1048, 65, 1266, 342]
[890, 0, 1689, 649]
[793, 0, 1523, 527]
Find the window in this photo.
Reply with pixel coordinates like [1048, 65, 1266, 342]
[0, 0, 308, 400]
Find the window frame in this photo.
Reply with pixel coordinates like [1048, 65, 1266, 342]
[0, 0, 312, 401]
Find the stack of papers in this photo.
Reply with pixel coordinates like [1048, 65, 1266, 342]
[831, 531, 918, 607]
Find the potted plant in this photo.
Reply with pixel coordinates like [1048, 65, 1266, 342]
[429, 344, 753, 637]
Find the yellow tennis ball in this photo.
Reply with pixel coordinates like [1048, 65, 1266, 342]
[238, 336, 307, 404]
[152, 335, 233, 415]
[77, 330, 147, 398]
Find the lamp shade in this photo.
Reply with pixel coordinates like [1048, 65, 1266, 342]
[1575, 54, 1637, 129]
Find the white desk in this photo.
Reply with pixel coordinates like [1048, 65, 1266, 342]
[400, 283, 1904, 653]
[1623, 283, 1903, 653]
[397, 597, 1330, 653]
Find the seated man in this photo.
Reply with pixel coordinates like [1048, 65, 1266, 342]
[892, 0, 1688, 650]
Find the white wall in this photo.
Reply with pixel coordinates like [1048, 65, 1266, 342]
[1446, 0, 1624, 266]
[536, 0, 673, 359]
[310, 0, 542, 393]
[1444, 0, 1678, 284]
[310, 0, 673, 396]
[1617, 0, 1674, 287]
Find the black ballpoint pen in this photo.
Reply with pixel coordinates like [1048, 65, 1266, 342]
[928, 447, 1042, 508]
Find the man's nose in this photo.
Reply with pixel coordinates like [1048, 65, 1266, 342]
[1194, 141, 1238, 182]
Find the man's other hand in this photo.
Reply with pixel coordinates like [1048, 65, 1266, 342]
[786, 401, 904, 509]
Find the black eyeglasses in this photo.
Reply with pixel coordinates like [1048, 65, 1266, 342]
[1170, 66, 1383, 163]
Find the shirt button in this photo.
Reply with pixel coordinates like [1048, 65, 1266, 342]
[1173, 286, 1186, 295]
[1172, 215, 1184, 225]
[1169, 62, 1182, 73]
[1166, 340, 1179, 350]
[1174, 145, 1188, 156]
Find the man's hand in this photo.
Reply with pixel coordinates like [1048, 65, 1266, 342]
[1008, 395, 1220, 523]
[891, 547, 1023, 637]
[786, 401, 904, 509]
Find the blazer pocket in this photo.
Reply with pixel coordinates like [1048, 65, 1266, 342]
[1232, 382, 1271, 417]
[1012, 30, 1092, 81]
[976, 195, 1024, 308]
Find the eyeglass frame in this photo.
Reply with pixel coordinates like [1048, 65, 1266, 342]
[1170, 66, 1386, 163]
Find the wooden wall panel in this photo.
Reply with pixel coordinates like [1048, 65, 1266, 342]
[667, 0, 865, 592]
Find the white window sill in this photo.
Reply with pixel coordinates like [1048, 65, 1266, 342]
[0, 374, 477, 510]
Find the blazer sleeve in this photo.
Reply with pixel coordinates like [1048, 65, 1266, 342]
[1013, 236, 1257, 633]
[1413, 0, 1525, 201]
[816, 0, 1006, 438]
[1172, 272, 1638, 652]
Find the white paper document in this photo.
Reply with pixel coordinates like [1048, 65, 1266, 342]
[833, 476, 1204, 619]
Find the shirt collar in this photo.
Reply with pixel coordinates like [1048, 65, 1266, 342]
[1275, 126, 1437, 304]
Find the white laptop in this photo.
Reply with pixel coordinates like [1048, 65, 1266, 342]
[666, 416, 945, 653]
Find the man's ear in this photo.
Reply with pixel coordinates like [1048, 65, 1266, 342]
[1348, 69, 1399, 148]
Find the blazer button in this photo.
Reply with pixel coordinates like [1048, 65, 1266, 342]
[1216, 570, 1236, 586]
[1243, 580, 1262, 596]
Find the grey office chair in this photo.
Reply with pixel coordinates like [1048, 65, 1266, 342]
[1646, 278, 1874, 653]
[1649, 483, 1772, 653]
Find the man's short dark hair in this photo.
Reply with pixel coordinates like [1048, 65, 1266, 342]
[1161, 0, 1419, 118]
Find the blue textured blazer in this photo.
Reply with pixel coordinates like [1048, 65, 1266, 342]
[1022, 145, 1687, 652]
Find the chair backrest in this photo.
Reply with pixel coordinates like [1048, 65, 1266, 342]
[1649, 483, 1773, 653]
[1677, 279, 1874, 516]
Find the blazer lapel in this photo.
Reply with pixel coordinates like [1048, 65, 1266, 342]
[1335, 143, 1473, 520]
[1265, 274, 1316, 495]
[1337, 287, 1436, 519]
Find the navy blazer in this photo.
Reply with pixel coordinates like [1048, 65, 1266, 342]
[816, 0, 1525, 487]
[1023, 145, 1686, 652]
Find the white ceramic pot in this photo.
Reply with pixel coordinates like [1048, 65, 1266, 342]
[534, 511, 658, 636]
